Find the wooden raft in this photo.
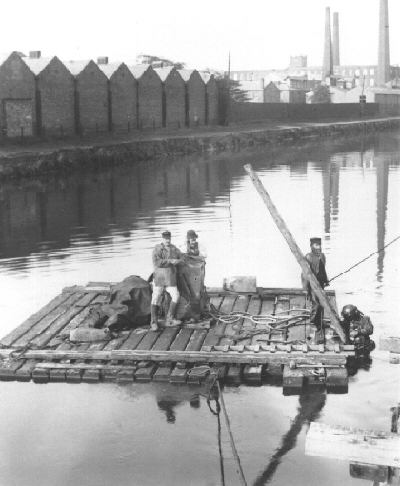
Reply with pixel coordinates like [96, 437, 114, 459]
[0, 283, 354, 392]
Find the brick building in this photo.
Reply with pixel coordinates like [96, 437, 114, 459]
[155, 66, 186, 128]
[179, 69, 206, 126]
[129, 65, 162, 129]
[24, 53, 75, 136]
[98, 60, 138, 131]
[66, 60, 109, 134]
[200, 73, 219, 125]
[0, 51, 36, 137]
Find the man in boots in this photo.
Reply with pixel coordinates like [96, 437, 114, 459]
[301, 237, 329, 344]
[150, 230, 184, 330]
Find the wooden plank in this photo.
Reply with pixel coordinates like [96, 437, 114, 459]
[238, 295, 261, 346]
[326, 367, 348, 393]
[66, 343, 90, 383]
[2, 348, 354, 364]
[251, 297, 275, 346]
[243, 365, 263, 385]
[148, 328, 181, 382]
[169, 329, 193, 351]
[152, 328, 180, 351]
[273, 296, 291, 343]
[305, 423, 400, 467]
[0, 288, 79, 347]
[49, 341, 71, 382]
[100, 332, 131, 382]
[29, 292, 99, 348]
[47, 293, 109, 347]
[380, 335, 400, 353]
[15, 359, 37, 382]
[153, 363, 174, 382]
[283, 364, 304, 395]
[204, 295, 225, 347]
[0, 358, 25, 381]
[13, 292, 86, 348]
[218, 295, 238, 346]
[135, 362, 157, 382]
[170, 363, 190, 384]
[225, 365, 243, 385]
[244, 164, 346, 342]
[349, 463, 389, 483]
[185, 330, 207, 352]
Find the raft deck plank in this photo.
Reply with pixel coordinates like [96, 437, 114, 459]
[0, 286, 81, 347]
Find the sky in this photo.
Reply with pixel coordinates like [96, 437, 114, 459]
[1, 0, 400, 71]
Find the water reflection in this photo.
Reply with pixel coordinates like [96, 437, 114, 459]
[254, 392, 326, 486]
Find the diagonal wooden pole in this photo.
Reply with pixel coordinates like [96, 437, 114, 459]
[244, 163, 346, 343]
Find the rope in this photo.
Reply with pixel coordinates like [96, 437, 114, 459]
[217, 380, 249, 486]
[329, 234, 400, 283]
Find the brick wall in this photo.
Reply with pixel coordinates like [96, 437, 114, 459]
[76, 61, 109, 134]
[37, 57, 75, 136]
[187, 71, 206, 126]
[164, 70, 186, 129]
[0, 53, 36, 137]
[229, 101, 380, 123]
[110, 64, 137, 131]
[138, 68, 163, 129]
[206, 77, 219, 125]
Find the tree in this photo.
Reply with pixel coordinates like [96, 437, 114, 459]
[229, 79, 251, 102]
[309, 84, 331, 104]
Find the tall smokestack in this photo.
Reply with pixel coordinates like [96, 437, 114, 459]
[377, 0, 390, 86]
[322, 7, 333, 79]
[332, 12, 340, 66]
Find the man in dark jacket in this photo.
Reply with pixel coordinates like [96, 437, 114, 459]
[301, 237, 329, 343]
[151, 230, 183, 330]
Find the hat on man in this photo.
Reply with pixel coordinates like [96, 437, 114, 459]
[310, 237, 322, 245]
[187, 229, 198, 238]
[162, 230, 171, 238]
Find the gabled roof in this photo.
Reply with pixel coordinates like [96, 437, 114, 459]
[0, 51, 25, 67]
[154, 66, 175, 82]
[23, 56, 53, 75]
[98, 61, 123, 79]
[127, 64, 150, 79]
[64, 60, 91, 76]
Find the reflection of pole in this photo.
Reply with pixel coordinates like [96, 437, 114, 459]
[254, 392, 326, 486]
[376, 158, 389, 281]
[244, 164, 346, 342]
[226, 51, 231, 126]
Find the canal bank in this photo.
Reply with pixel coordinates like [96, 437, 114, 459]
[0, 116, 399, 179]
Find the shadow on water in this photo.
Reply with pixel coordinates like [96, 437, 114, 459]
[253, 392, 327, 486]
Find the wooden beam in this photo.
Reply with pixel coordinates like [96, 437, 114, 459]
[380, 335, 400, 353]
[0, 348, 353, 364]
[305, 422, 400, 467]
[244, 164, 346, 342]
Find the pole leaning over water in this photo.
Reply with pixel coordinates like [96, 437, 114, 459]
[243, 164, 346, 343]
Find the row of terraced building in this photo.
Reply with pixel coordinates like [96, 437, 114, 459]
[0, 51, 221, 138]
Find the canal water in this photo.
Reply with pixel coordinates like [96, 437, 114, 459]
[0, 130, 399, 486]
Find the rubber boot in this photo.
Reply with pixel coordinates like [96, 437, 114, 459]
[150, 305, 159, 331]
[165, 302, 182, 327]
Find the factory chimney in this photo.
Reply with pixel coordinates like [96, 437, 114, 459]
[322, 7, 333, 80]
[377, 0, 390, 86]
[332, 12, 340, 66]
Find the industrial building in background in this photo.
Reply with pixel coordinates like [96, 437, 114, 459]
[229, 0, 400, 107]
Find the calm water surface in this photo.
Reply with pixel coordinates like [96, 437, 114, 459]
[0, 131, 399, 486]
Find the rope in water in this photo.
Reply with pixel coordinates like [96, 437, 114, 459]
[329, 234, 400, 283]
[216, 380, 248, 486]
